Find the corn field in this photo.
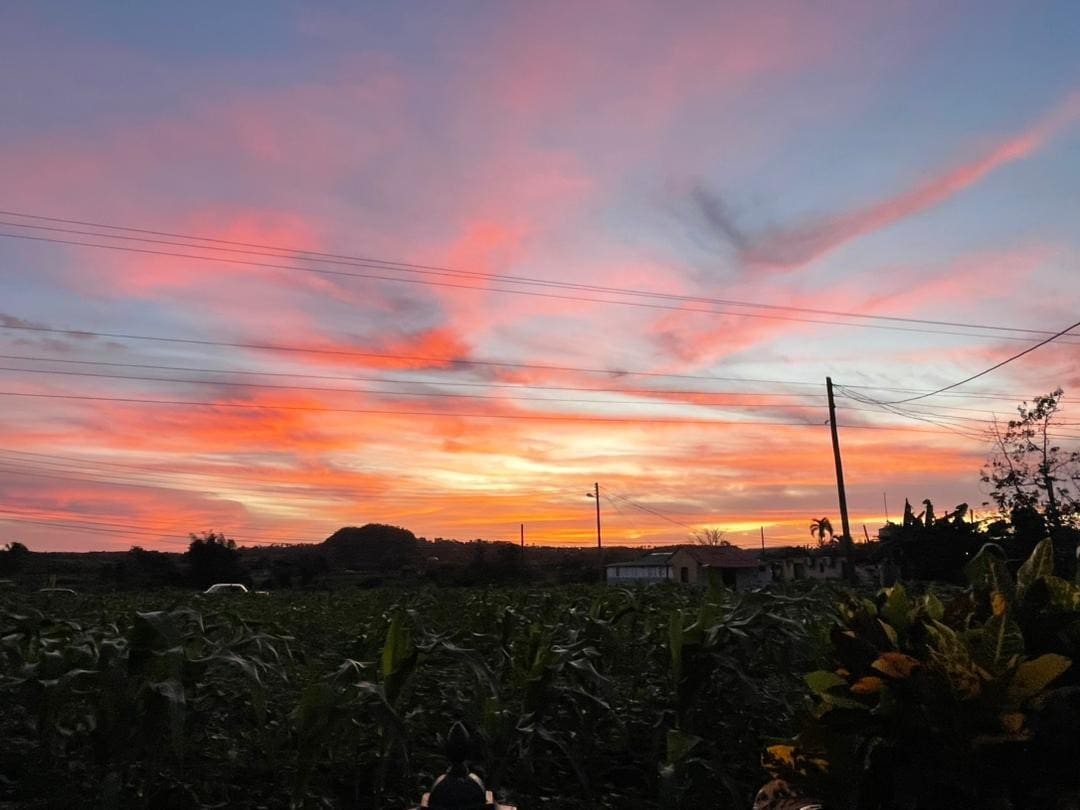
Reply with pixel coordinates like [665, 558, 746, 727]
[0, 583, 835, 809]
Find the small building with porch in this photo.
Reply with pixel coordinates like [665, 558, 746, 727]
[605, 545, 769, 591]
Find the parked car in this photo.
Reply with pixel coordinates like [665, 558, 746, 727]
[203, 583, 249, 595]
[201, 583, 268, 595]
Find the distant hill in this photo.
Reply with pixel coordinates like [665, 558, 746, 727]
[321, 523, 419, 570]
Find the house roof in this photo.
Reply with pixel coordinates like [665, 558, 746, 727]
[606, 545, 763, 569]
[683, 545, 763, 569]
[763, 545, 844, 560]
[604, 551, 675, 568]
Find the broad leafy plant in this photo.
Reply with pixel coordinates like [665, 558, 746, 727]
[765, 539, 1080, 809]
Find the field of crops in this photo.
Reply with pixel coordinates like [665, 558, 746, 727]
[6, 542, 1079, 810]
[0, 582, 835, 809]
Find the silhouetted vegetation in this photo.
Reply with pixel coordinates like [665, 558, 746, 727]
[185, 531, 244, 589]
[982, 388, 1080, 533]
[323, 522, 420, 571]
[0, 541, 31, 575]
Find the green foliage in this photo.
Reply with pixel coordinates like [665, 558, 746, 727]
[0, 583, 838, 809]
[0, 602, 289, 807]
[766, 539, 1080, 809]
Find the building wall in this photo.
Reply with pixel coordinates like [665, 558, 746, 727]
[606, 564, 670, 584]
[734, 566, 772, 590]
[668, 549, 701, 585]
[773, 555, 844, 582]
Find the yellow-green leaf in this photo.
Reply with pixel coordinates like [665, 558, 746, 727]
[872, 652, 920, 679]
[805, 670, 846, 695]
[1017, 538, 1054, 599]
[1007, 653, 1072, 704]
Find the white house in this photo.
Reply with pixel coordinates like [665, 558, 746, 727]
[605, 545, 769, 591]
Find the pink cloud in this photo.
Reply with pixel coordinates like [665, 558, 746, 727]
[696, 90, 1080, 271]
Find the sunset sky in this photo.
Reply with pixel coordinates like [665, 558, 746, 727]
[2, 2, 1078, 552]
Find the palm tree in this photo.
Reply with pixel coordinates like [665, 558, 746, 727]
[809, 517, 834, 547]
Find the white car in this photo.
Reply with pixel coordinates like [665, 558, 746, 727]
[201, 583, 268, 595]
[202, 583, 249, 595]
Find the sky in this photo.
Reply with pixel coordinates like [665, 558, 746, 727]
[1, 1, 1078, 552]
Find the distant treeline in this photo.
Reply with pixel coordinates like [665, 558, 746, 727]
[0, 523, 643, 592]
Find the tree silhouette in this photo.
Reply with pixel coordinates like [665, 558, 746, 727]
[186, 532, 243, 589]
[0, 541, 30, 575]
[690, 527, 731, 546]
[322, 523, 419, 571]
[982, 389, 1080, 534]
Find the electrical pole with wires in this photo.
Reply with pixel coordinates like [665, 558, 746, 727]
[827, 377, 855, 582]
[587, 482, 602, 578]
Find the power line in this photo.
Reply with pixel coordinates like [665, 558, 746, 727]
[4, 229, 1077, 347]
[0, 388, 1018, 436]
[867, 319, 1080, 404]
[0, 507, 310, 540]
[0, 452, 485, 500]
[0, 321, 833, 383]
[1, 210, 1073, 343]
[14, 362, 1001, 426]
[0, 352, 832, 399]
[604, 489, 697, 531]
[0, 364, 839, 410]
[837, 389, 991, 441]
[838, 388, 1080, 442]
[0, 512, 315, 547]
[2, 322, 1068, 400]
[0, 389, 831, 427]
[0, 457, 360, 499]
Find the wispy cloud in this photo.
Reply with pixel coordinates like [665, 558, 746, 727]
[694, 91, 1080, 271]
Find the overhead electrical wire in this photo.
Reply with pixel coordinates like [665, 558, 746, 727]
[0, 512, 313, 547]
[0, 322, 1063, 401]
[0, 210, 1073, 344]
[836, 389, 991, 441]
[604, 489, 698, 531]
[0, 509, 307, 542]
[0, 364, 837, 409]
[0, 451, 491, 500]
[864, 319, 1080, 404]
[0, 321, 848, 383]
[0, 457, 363, 500]
[837, 387, 1080, 442]
[0, 351, 831, 399]
[0, 389, 831, 427]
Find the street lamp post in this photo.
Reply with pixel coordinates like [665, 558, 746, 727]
[586, 482, 602, 578]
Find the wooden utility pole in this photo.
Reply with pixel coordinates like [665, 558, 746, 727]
[760, 526, 765, 556]
[593, 482, 602, 570]
[520, 523, 524, 549]
[826, 377, 855, 582]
